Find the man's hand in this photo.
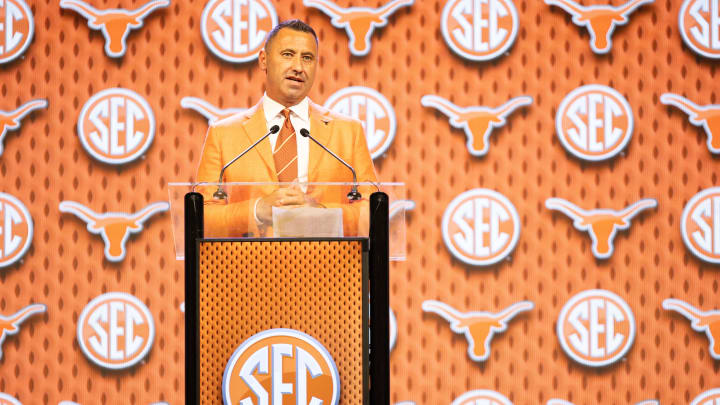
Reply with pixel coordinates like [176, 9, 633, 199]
[256, 187, 308, 224]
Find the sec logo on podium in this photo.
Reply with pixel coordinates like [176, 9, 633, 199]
[223, 329, 340, 405]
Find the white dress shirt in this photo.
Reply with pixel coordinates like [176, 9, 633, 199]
[262, 94, 310, 183]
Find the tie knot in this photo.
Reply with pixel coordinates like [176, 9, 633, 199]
[281, 109, 293, 129]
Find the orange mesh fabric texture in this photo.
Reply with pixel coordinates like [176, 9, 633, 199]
[198, 240, 364, 404]
[0, 0, 717, 404]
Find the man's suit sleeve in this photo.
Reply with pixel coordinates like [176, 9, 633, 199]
[195, 125, 257, 237]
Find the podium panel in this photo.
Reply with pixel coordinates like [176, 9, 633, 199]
[197, 238, 368, 405]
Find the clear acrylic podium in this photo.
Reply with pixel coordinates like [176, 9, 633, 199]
[168, 182, 405, 405]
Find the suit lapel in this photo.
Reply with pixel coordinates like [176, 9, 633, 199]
[308, 105, 333, 181]
[242, 103, 278, 182]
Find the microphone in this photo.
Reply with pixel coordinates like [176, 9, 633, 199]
[213, 125, 281, 200]
[299, 128, 362, 201]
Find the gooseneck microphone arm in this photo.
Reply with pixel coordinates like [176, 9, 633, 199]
[299, 128, 362, 201]
[213, 125, 280, 200]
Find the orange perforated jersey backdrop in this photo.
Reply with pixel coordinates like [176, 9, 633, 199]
[0, 0, 719, 404]
[197, 240, 364, 404]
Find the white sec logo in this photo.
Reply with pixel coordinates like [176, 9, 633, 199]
[451, 389, 513, 405]
[324, 86, 397, 160]
[682, 187, 720, 263]
[680, 0, 720, 59]
[223, 328, 340, 405]
[691, 388, 720, 405]
[0, 0, 34, 64]
[77, 292, 155, 370]
[201, 0, 278, 63]
[0, 393, 21, 405]
[557, 289, 636, 367]
[0, 192, 33, 268]
[77, 88, 155, 165]
[442, 188, 520, 266]
[441, 0, 519, 61]
[556, 84, 633, 161]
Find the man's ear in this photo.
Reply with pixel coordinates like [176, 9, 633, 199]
[258, 49, 267, 72]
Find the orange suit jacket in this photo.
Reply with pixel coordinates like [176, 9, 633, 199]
[196, 99, 378, 236]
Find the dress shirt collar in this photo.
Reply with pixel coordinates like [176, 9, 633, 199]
[262, 94, 310, 124]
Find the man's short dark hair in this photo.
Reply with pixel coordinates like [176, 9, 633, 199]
[264, 19, 318, 50]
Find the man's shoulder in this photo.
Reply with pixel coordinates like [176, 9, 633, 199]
[310, 101, 362, 126]
[211, 102, 262, 129]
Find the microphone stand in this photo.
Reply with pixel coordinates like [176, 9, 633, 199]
[299, 128, 362, 201]
[213, 125, 280, 200]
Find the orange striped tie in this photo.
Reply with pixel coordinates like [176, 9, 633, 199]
[274, 109, 298, 182]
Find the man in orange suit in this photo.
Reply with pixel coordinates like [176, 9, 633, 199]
[196, 20, 377, 236]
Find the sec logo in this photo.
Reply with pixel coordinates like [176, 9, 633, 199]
[451, 389, 512, 405]
[442, 188, 520, 266]
[682, 187, 720, 263]
[557, 289, 635, 367]
[556, 84, 633, 161]
[680, 0, 720, 58]
[0, 393, 21, 405]
[441, 0, 519, 61]
[77, 88, 155, 165]
[0, 0, 34, 64]
[691, 388, 720, 405]
[201, 0, 278, 63]
[324, 86, 397, 159]
[0, 192, 32, 268]
[223, 329, 340, 405]
[77, 292, 155, 370]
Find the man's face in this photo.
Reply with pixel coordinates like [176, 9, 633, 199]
[259, 28, 318, 107]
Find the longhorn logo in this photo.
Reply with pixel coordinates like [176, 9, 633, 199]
[303, 0, 413, 57]
[0, 393, 21, 405]
[59, 201, 169, 262]
[59, 0, 170, 58]
[223, 329, 340, 405]
[421, 95, 532, 156]
[78, 292, 155, 370]
[663, 298, 720, 360]
[324, 86, 397, 160]
[557, 289, 636, 367]
[180, 96, 246, 125]
[389, 199, 414, 258]
[442, 188, 520, 266]
[680, 0, 720, 58]
[201, 0, 278, 63]
[0, 0, 34, 64]
[660, 93, 720, 154]
[691, 388, 720, 405]
[0, 99, 48, 156]
[681, 187, 720, 264]
[545, 0, 654, 54]
[0, 192, 33, 268]
[77, 88, 155, 165]
[450, 389, 512, 405]
[556, 84, 634, 161]
[545, 197, 657, 259]
[0, 304, 45, 360]
[389, 199, 415, 220]
[441, 0, 519, 61]
[422, 300, 533, 362]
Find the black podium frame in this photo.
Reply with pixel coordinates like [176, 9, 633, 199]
[184, 191, 390, 405]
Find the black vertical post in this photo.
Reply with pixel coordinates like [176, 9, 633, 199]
[184, 192, 203, 405]
[369, 191, 390, 405]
